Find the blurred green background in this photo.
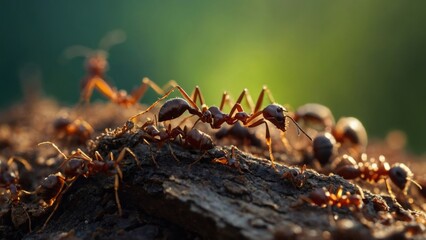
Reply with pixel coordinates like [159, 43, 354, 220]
[1, 1, 426, 154]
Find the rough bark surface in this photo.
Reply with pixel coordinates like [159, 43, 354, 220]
[21, 130, 426, 240]
[0, 99, 425, 240]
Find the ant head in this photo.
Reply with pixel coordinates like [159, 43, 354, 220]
[389, 163, 413, 190]
[262, 104, 287, 131]
[85, 51, 109, 75]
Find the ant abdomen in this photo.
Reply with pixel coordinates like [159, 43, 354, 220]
[333, 117, 368, 155]
[294, 103, 335, 133]
[186, 128, 214, 150]
[313, 132, 336, 166]
[158, 98, 192, 122]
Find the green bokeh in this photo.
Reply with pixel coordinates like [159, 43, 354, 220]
[1, 1, 426, 154]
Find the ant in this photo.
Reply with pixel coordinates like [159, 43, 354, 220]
[38, 142, 139, 216]
[130, 85, 311, 169]
[64, 29, 176, 107]
[307, 117, 366, 169]
[211, 146, 242, 171]
[301, 185, 363, 209]
[282, 164, 307, 188]
[0, 157, 33, 231]
[136, 118, 216, 165]
[53, 117, 94, 144]
[0, 157, 32, 204]
[335, 154, 422, 198]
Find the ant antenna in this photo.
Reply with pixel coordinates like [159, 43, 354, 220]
[288, 116, 312, 141]
[38, 142, 68, 160]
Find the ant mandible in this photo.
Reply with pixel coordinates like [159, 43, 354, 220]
[129, 85, 312, 169]
[335, 154, 422, 198]
[64, 29, 176, 107]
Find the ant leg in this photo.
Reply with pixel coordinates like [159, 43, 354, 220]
[245, 119, 276, 170]
[219, 91, 234, 111]
[162, 79, 178, 91]
[142, 139, 159, 167]
[190, 86, 206, 107]
[229, 89, 255, 116]
[279, 131, 292, 154]
[129, 78, 177, 105]
[80, 76, 117, 103]
[114, 173, 123, 216]
[115, 147, 140, 167]
[253, 86, 275, 113]
[385, 178, 396, 200]
[167, 144, 180, 163]
[189, 151, 208, 168]
[40, 182, 69, 231]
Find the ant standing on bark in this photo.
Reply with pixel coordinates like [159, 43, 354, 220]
[53, 116, 94, 144]
[64, 29, 176, 107]
[334, 154, 422, 199]
[0, 157, 33, 231]
[38, 142, 139, 218]
[129, 85, 312, 169]
[136, 117, 222, 167]
[301, 185, 363, 209]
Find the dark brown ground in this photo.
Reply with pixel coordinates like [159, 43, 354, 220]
[0, 96, 425, 240]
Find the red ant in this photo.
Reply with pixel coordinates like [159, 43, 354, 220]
[282, 165, 307, 188]
[64, 29, 176, 107]
[0, 157, 32, 204]
[136, 118, 216, 165]
[211, 146, 242, 171]
[38, 142, 139, 216]
[130, 85, 311, 169]
[335, 154, 422, 197]
[53, 117, 94, 144]
[304, 116, 366, 168]
[302, 185, 363, 209]
[0, 157, 33, 231]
